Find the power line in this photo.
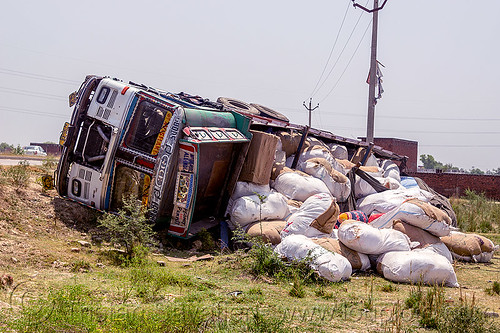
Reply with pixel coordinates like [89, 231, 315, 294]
[309, 1, 351, 97]
[0, 106, 69, 119]
[420, 144, 500, 148]
[0, 86, 67, 101]
[317, 109, 500, 121]
[311, 0, 370, 98]
[319, 19, 372, 103]
[0, 67, 79, 85]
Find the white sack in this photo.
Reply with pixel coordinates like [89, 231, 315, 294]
[298, 158, 351, 202]
[327, 144, 348, 160]
[354, 175, 403, 199]
[230, 192, 289, 229]
[425, 243, 454, 264]
[380, 160, 401, 183]
[281, 193, 338, 239]
[231, 181, 271, 200]
[377, 249, 459, 287]
[356, 188, 434, 216]
[287, 146, 347, 175]
[369, 199, 451, 237]
[275, 234, 352, 282]
[364, 154, 379, 167]
[273, 171, 330, 202]
[338, 220, 412, 255]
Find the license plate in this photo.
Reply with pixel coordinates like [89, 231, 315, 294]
[59, 122, 70, 146]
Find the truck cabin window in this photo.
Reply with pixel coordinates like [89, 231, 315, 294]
[125, 101, 170, 155]
[110, 165, 151, 211]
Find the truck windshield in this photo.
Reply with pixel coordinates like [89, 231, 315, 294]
[125, 100, 172, 155]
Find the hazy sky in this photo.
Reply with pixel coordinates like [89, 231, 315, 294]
[1, 1, 499, 171]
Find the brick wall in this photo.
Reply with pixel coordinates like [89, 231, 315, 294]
[373, 138, 418, 172]
[408, 172, 500, 201]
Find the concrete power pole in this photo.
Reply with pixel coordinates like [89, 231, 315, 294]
[366, 0, 379, 143]
[303, 98, 319, 128]
[353, 0, 388, 143]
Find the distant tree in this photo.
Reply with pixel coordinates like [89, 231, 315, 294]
[420, 154, 461, 172]
[491, 168, 500, 175]
[420, 154, 441, 169]
[469, 167, 485, 175]
[0, 142, 14, 153]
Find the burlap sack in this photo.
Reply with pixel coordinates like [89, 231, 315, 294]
[246, 220, 287, 245]
[312, 237, 370, 271]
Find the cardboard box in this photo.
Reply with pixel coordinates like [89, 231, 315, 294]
[239, 130, 279, 185]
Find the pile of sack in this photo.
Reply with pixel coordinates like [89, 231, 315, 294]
[226, 131, 498, 286]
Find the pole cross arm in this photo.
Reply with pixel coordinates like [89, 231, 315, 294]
[352, 0, 388, 13]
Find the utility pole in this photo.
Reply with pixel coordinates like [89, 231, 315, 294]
[303, 98, 319, 128]
[352, 0, 388, 143]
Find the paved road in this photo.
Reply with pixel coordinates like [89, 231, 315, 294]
[0, 157, 45, 166]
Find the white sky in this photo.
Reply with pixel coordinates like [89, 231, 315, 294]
[1, 0, 499, 171]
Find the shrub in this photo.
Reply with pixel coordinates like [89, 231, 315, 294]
[405, 285, 500, 332]
[485, 281, 500, 296]
[97, 195, 156, 260]
[451, 189, 500, 232]
[2, 160, 31, 188]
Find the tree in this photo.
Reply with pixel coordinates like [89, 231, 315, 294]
[0, 142, 14, 153]
[469, 167, 485, 175]
[420, 154, 458, 172]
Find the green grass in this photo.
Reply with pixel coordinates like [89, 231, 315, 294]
[451, 189, 500, 233]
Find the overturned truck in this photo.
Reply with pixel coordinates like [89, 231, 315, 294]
[57, 75, 498, 286]
[56, 75, 408, 238]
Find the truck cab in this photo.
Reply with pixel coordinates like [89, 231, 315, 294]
[56, 76, 251, 238]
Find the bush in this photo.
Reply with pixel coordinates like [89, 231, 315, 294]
[450, 189, 500, 232]
[97, 195, 156, 260]
[405, 285, 500, 332]
[2, 160, 31, 188]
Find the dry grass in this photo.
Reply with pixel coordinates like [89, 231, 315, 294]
[0, 168, 499, 332]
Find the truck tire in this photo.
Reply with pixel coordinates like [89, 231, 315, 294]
[250, 103, 289, 122]
[217, 97, 260, 115]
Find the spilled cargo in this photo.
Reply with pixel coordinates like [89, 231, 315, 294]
[56, 75, 498, 286]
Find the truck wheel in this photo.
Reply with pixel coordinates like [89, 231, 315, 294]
[217, 97, 260, 115]
[250, 103, 289, 122]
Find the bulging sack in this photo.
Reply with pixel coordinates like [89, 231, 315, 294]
[312, 237, 370, 271]
[231, 181, 271, 201]
[354, 174, 403, 199]
[441, 231, 498, 263]
[356, 188, 434, 216]
[299, 158, 351, 202]
[338, 220, 412, 255]
[273, 170, 330, 202]
[380, 160, 401, 183]
[377, 249, 459, 287]
[326, 144, 348, 160]
[282, 193, 339, 239]
[392, 220, 453, 263]
[230, 192, 289, 229]
[245, 220, 287, 245]
[275, 234, 352, 282]
[370, 198, 451, 237]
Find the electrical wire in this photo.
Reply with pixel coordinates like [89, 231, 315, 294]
[311, 0, 370, 98]
[0, 106, 69, 119]
[0, 67, 79, 85]
[319, 18, 372, 103]
[309, 1, 351, 97]
[0, 86, 67, 101]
